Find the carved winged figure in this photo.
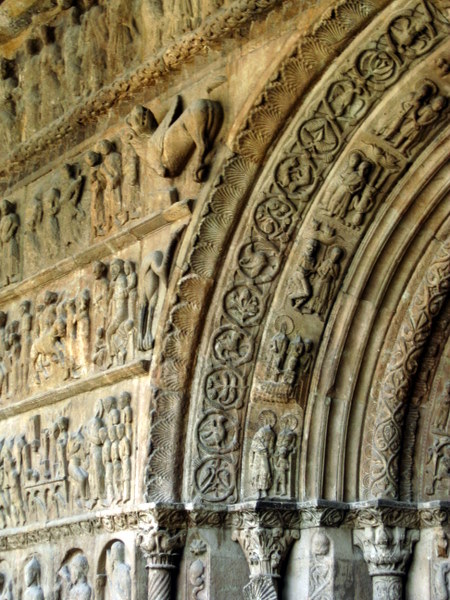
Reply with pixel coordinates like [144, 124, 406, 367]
[126, 95, 223, 182]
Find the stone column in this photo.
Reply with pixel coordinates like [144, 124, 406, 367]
[137, 519, 186, 600]
[232, 511, 300, 600]
[353, 525, 419, 600]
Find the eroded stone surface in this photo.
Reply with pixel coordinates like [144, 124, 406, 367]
[0, 0, 448, 598]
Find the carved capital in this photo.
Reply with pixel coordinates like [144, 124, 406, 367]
[137, 517, 186, 570]
[232, 512, 299, 579]
[353, 525, 418, 577]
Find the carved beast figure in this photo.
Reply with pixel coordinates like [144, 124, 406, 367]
[126, 95, 223, 182]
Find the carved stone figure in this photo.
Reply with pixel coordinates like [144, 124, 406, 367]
[0, 59, 18, 152]
[322, 150, 372, 219]
[61, 7, 82, 102]
[310, 246, 344, 318]
[273, 414, 297, 497]
[76, 289, 90, 369]
[124, 261, 138, 324]
[24, 557, 44, 600]
[106, 259, 129, 365]
[67, 430, 89, 506]
[380, 81, 448, 156]
[137, 249, 171, 351]
[59, 554, 92, 600]
[288, 239, 319, 311]
[92, 261, 109, 331]
[19, 301, 32, 391]
[42, 188, 61, 259]
[267, 322, 290, 381]
[85, 400, 105, 507]
[127, 96, 223, 182]
[250, 410, 277, 498]
[60, 164, 85, 248]
[107, 541, 131, 600]
[86, 151, 106, 237]
[0, 200, 20, 287]
[20, 37, 41, 138]
[96, 140, 125, 230]
[122, 136, 140, 219]
[106, 0, 138, 75]
[38, 25, 63, 123]
[92, 327, 108, 369]
[79, 0, 108, 96]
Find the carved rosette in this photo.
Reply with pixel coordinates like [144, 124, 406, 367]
[137, 518, 186, 600]
[232, 512, 299, 599]
[353, 525, 419, 600]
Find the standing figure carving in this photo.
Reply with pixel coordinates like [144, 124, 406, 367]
[288, 239, 319, 312]
[60, 164, 85, 248]
[106, 259, 129, 365]
[0, 59, 19, 153]
[250, 410, 277, 498]
[97, 140, 125, 230]
[24, 557, 44, 600]
[0, 200, 20, 288]
[127, 96, 223, 182]
[38, 25, 63, 123]
[60, 6, 82, 103]
[107, 542, 131, 600]
[58, 554, 92, 600]
[107, 0, 138, 75]
[42, 188, 61, 259]
[86, 151, 106, 238]
[19, 301, 32, 392]
[20, 38, 41, 138]
[137, 250, 167, 351]
[79, 0, 108, 96]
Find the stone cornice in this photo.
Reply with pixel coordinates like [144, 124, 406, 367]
[0, 500, 447, 551]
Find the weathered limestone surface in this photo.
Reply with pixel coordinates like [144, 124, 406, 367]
[0, 0, 448, 598]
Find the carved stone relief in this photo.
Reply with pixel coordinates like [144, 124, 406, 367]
[0, 389, 136, 529]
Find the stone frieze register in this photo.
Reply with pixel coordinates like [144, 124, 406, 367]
[0, 0, 448, 597]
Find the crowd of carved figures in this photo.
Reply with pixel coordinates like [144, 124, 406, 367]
[258, 320, 313, 401]
[249, 410, 298, 499]
[0, 392, 133, 529]
[0, 93, 221, 290]
[0, 248, 173, 399]
[0, 0, 226, 151]
[0, 542, 131, 599]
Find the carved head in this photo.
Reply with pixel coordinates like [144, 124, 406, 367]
[280, 414, 298, 432]
[19, 300, 31, 314]
[110, 258, 124, 280]
[99, 427, 107, 444]
[85, 150, 102, 167]
[126, 105, 158, 137]
[1, 199, 15, 216]
[312, 531, 330, 556]
[110, 541, 125, 566]
[70, 554, 89, 584]
[93, 260, 107, 279]
[57, 416, 69, 432]
[348, 150, 362, 169]
[108, 426, 117, 442]
[304, 238, 319, 258]
[303, 338, 313, 353]
[97, 139, 114, 156]
[257, 409, 277, 429]
[110, 408, 120, 425]
[25, 557, 41, 588]
[431, 95, 447, 113]
[124, 260, 135, 275]
[329, 246, 343, 263]
[103, 396, 117, 412]
[119, 391, 131, 409]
